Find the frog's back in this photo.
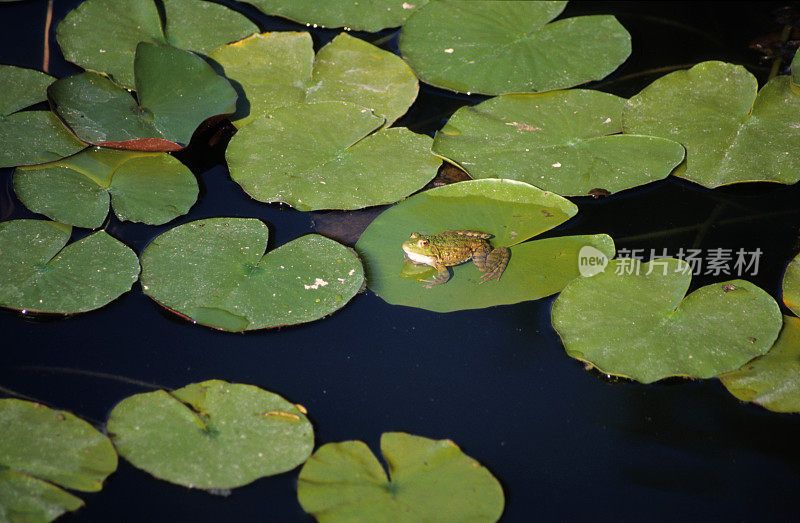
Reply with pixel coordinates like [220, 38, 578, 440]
[444, 230, 493, 239]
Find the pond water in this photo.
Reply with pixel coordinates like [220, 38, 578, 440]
[2, 1, 800, 521]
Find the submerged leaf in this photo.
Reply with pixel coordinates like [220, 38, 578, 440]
[56, 0, 257, 89]
[140, 217, 364, 331]
[399, 0, 631, 95]
[551, 258, 782, 383]
[0, 220, 140, 313]
[623, 61, 800, 187]
[297, 432, 504, 522]
[355, 178, 615, 312]
[433, 90, 685, 196]
[107, 380, 313, 489]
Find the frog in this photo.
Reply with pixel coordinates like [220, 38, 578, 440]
[401, 230, 510, 287]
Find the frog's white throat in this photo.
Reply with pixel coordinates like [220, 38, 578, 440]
[404, 249, 436, 266]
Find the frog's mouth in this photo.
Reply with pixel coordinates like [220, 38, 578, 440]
[402, 247, 436, 266]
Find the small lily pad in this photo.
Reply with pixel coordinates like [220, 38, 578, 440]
[0, 220, 140, 314]
[782, 251, 800, 317]
[0, 65, 54, 117]
[355, 178, 616, 312]
[226, 101, 439, 211]
[433, 90, 685, 196]
[57, 0, 257, 89]
[209, 32, 418, 126]
[297, 432, 504, 522]
[399, 0, 631, 95]
[107, 380, 313, 489]
[49, 42, 237, 151]
[623, 61, 800, 187]
[14, 147, 198, 228]
[551, 258, 782, 383]
[242, 0, 429, 32]
[719, 315, 800, 413]
[0, 398, 117, 521]
[0, 111, 87, 169]
[140, 217, 364, 331]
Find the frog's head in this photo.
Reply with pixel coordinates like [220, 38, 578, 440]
[402, 232, 437, 264]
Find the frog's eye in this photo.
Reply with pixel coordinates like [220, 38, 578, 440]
[410, 232, 419, 239]
[418, 239, 428, 247]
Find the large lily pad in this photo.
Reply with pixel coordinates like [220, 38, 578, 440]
[551, 258, 782, 383]
[14, 147, 198, 228]
[399, 0, 631, 95]
[226, 101, 439, 211]
[719, 316, 800, 413]
[433, 90, 685, 196]
[56, 0, 258, 89]
[355, 178, 615, 312]
[242, 0, 429, 32]
[0, 220, 140, 314]
[781, 251, 800, 317]
[107, 380, 313, 489]
[0, 398, 117, 522]
[140, 217, 364, 332]
[49, 42, 237, 151]
[623, 61, 800, 187]
[0, 65, 54, 117]
[297, 432, 504, 522]
[209, 32, 418, 126]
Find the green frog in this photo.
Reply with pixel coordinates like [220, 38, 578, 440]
[401, 230, 510, 287]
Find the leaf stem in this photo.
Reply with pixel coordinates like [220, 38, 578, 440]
[43, 0, 54, 73]
[768, 23, 794, 81]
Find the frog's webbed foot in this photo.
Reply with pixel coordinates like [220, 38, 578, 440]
[475, 247, 509, 284]
[422, 265, 450, 288]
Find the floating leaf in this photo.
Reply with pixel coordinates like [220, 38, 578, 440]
[209, 32, 418, 126]
[226, 101, 439, 211]
[140, 217, 364, 331]
[0, 65, 54, 117]
[297, 432, 504, 522]
[623, 61, 800, 187]
[551, 258, 782, 383]
[241, 0, 429, 32]
[0, 398, 117, 522]
[14, 147, 198, 228]
[0, 111, 87, 169]
[719, 316, 800, 413]
[56, 0, 257, 89]
[0, 220, 140, 313]
[399, 0, 631, 95]
[355, 178, 615, 312]
[433, 90, 685, 196]
[782, 251, 800, 317]
[49, 42, 237, 151]
[107, 380, 313, 489]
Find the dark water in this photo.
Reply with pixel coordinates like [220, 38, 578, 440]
[2, 1, 800, 521]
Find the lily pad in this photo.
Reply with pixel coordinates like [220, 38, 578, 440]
[0, 65, 54, 117]
[140, 217, 364, 332]
[782, 252, 800, 317]
[226, 101, 439, 211]
[399, 0, 631, 95]
[719, 316, 800, 413]
[242, 0, 429, 32]
[49, 42, 237, 151]
[209, 32, 418, 126]
[14, 147, 198, 228]
[0, 398, 117, 522]
[297, 432, 504, 522]
[623, 61, 800, 187]
[433, 90, 685, 196]
[56, 0, 258, 89]
[0, 220, 140, 313]
[355, 178, 615, 312]
[0, 111, 87, 169]
[551, 258, 782, 383]
[107, 380, 313, 489]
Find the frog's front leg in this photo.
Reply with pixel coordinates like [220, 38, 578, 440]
[422, 263, 450, 288]
[473, 244, 510, 284]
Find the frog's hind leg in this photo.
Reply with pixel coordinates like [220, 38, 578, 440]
[422, 264, 451, 288]
[473, 245, 510, 284]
